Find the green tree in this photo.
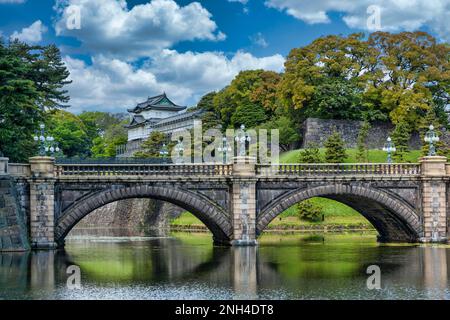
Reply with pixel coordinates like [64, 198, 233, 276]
[308, 77, 364, 120]
[356, 121, 371, 162]
[296, 200, 323, 222]
[299, 143, 322, 163]
[47, 110, 90, 158]
[134, 131, 167, 158]
[214, 70, 281, 128]
[278, 32, 450, 130]
[230, 100, 267, 129]
[324, 131, 347, 163]
[258, 114, 300, 152]
[391, 121, 411, 162]
[0, 39, 71, 161]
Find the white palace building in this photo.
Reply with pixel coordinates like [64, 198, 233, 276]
[117, 93, 203, 157]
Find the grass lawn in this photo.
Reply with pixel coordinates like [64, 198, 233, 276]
[171, 197, 373, 230]
[279, 148, 422, 164]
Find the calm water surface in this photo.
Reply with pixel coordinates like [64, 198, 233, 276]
[0, 229, 449, 300]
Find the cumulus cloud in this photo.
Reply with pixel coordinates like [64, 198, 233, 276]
[54, 0, 226, 59]
[64, 51, 285, 113]
[10, 20, 47, 43]
[265, 0, 450, 41]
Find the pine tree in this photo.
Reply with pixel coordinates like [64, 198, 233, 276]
[324, 130, 347, 163]
[299, 142, 322, 163]
[391, 121, 411, 162]
[134, 131, 167, 158]
[356, 121, 371, 162]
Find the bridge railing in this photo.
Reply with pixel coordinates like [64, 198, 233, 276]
[256, 163, 422, 176]
[8, 163, 31, 177]
[55, 163, 233, 177]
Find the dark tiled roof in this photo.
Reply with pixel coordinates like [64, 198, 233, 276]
[127, 93, 186, 113]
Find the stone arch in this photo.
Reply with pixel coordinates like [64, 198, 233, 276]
[257, 184, 422, 242]
[55, 185, 232, 246]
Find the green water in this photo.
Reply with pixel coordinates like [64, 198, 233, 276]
[0, 230, 449, 300]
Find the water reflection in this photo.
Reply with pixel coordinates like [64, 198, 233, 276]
[0, 231, 449, 300]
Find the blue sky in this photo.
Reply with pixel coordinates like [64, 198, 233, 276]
[0, 0, 448, 113]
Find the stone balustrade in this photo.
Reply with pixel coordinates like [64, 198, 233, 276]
[55, 163, 233, 177]
[256, 163, 422, 176]
[8, 164, 31, 177]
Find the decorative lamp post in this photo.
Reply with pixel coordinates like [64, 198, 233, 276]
[33, 123, 60, 157]
[159, 143, 169, 163]
[235, 124, 251, 157]
[383, 137, 396, 164]
[175, 139, 184, 164]
[424, 124, 440, 156]
[217, 137, 232, 164]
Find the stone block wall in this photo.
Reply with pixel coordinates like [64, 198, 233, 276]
[74, 198, 183, 231]
[302, 118, 423, 149]
[0, 177, 30, 251]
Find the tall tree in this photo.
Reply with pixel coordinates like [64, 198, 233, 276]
[0, 39, 71, 161]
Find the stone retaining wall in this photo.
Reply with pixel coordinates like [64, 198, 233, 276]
[74, 199, 183, 231]
[302, 118, 428, 149]
[0, 177, 30, 251]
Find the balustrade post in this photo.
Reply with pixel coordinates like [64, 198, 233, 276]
[0, 156, 9, 175]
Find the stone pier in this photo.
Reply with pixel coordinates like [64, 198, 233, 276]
[420, 156, 448, 243]
[29, 157, 57, 249]
[230, 156, 258, 246]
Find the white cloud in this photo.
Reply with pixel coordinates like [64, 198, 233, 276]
[10, 20, 47, 43]
[64, 51, 285, 113]
[228, 0, 249, 4]
[0, 0, 26, 3]
[265, 0, 450, 41]
[54, 0, 225, 59]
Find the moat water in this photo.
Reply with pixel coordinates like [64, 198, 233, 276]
[0, 230, 449, 300]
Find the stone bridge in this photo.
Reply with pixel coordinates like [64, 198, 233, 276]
[0, 155, 449, 250]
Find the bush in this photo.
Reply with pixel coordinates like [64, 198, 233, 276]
[296, 200, 323, 222]
[299, 142, 322, 163]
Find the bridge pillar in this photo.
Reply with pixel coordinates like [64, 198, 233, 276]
[419, 156, 448, 243]
[230, 156, 258, 246]
[29, 157, 57, 250]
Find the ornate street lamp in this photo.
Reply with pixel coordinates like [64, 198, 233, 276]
[175, 139, 184, 164]
[424, 124, 440, 156]
[159, 143, 169, 163]
[33, 123, 60, 157]
[383, 137, 396, 164]
[235, 124, 251, 157]
[217, 137, 232, 164]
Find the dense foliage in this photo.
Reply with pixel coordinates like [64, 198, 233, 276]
[0, 40, 71, 161]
